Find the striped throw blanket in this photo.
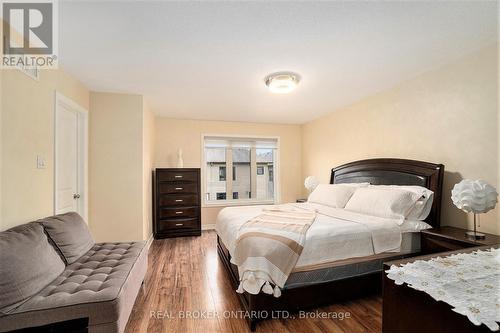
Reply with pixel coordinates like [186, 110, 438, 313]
[233, 205, 317, 297]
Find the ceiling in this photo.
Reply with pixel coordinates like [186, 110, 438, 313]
[59, 1, 498, 124]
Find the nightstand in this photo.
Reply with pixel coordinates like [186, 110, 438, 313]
[421, 226, 500, 254]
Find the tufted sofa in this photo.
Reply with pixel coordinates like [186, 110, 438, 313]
[0, 213, 149, 333]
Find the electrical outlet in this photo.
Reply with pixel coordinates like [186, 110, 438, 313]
[36, 155, 47, 169]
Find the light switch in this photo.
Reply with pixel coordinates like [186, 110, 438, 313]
[36, 155, 47, 169]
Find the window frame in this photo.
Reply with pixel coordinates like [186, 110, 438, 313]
[201, 134, 280, 208]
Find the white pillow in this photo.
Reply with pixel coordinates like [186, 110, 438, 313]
[308, 184, 359, 208]
[344, 187, 424, 223]
[370, 185, 433, 199]
[399, 219, 432, 233]
[370, 185, 434, 220]
[407, 192, 434, 220]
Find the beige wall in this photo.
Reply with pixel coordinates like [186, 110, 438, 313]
[0, 40, 3, 230]
[89, 92, 145, 242]
[142, 101, 155, 240]
[1, 39, 496, 242]
[302, 44, 499, 234]
[1, 80, 155, 241]
[154, 118, 302, 225]
[0, 22, 3, 230]
[1, 68, 89, 230]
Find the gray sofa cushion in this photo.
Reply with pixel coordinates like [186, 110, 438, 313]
[39, 212, 95, 264]
[0, 242, 148, 333]
[0, 223, 65, 313]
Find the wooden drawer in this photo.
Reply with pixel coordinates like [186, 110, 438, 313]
[157, 170, 198, 183]
[153, 168, 201, 239]
[159, 206, 198, 219]
[421, 235, 474, 254]
[157, 218, 199, 232]
[158, 194, 199, 207]
[158, 182, 198, 194]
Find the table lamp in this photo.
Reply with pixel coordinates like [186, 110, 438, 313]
[451, 179, 498, 240]
[304, 176, 319, 194]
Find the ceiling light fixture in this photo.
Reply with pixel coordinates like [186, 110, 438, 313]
[265, 71, 301, 94]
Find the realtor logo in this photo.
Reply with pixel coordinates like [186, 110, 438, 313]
[2, 0, 58, 69]
[3, 2, 53, 54]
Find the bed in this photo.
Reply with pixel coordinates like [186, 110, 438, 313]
[216, 158, 444, 330]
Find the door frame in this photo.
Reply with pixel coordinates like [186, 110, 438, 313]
[54, 91, 89, 222]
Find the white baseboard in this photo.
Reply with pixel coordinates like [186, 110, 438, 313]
[146, 234, 154, 250]
[202, 224, 216, 231]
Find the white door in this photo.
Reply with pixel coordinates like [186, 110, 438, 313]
[55, 92, 88, 220]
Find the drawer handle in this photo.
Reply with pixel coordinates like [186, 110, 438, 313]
[175, 211, 183, 214]
[175, 187, 183, 190]
[175, 223, 184, 226]
[175, 199, 183, 202]
[174, 175, 183, 178]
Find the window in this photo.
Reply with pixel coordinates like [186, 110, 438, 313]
[256, 148, 274, 200]
[233, 147, 251, 199]
[219, 166, 226, 181]
[204, 136, 278, 205]
[205, 148, 226, 201]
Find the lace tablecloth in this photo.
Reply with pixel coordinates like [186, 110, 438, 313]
[386, 248, 500, 331]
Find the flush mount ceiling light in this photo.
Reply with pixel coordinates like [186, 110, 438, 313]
[265, 71, 301, 94]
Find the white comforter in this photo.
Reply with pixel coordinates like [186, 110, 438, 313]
[216, 202, 428, 270]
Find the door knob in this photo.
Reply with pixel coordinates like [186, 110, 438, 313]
[73, 193, 81, 199]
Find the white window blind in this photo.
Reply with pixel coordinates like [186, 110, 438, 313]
[204, 136, 278, 149]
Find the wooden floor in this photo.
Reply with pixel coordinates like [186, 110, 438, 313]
[125, 231, 383, 333]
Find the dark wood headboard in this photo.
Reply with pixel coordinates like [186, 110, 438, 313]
[330, 158, 444, 228]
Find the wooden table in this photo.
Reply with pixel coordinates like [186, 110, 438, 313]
[382, 245, 497, 333]
[421, 226, 500, 254]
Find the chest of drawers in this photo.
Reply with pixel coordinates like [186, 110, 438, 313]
[153, 168, 201, 238]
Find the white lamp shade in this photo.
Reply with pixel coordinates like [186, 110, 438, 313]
[304, 176, 319, 192]
[451, 179, 498, 214]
